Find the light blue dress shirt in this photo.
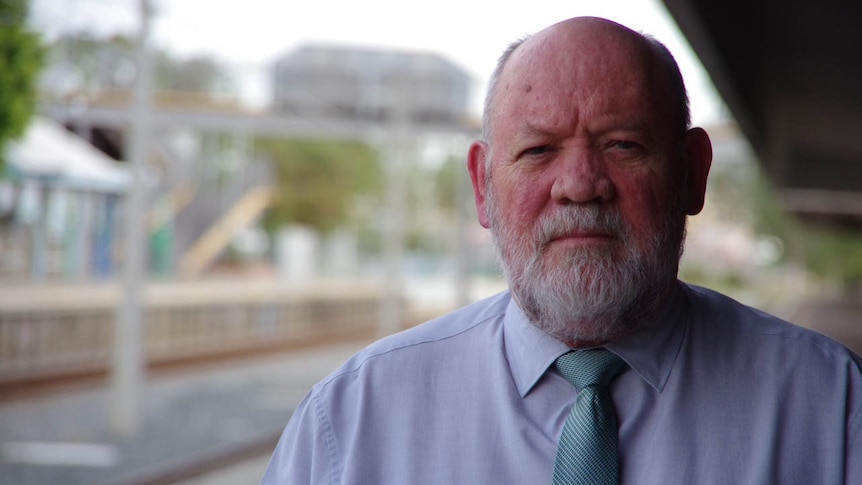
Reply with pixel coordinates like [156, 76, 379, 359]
[261, 282, 862, 484]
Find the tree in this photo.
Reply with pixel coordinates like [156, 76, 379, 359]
[42, 32, 234, 98]
[709, 153, 862, 291]
[255, 138, 383, 234]
[39, 33, 135, 98]
[154, 52, 235, 94]
[0, 0, 44, 171]
[804, 225, 862, 291]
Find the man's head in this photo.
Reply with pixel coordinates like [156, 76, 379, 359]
[467, 17, 712, 347]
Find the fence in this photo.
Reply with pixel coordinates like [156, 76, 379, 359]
[0, 280, 386, 388]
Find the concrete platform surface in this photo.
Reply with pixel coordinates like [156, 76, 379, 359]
[0, 340, 368, 485]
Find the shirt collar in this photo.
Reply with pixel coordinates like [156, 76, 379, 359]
[605, 282, 688, 393]
[503, 295, 574, 398]
[503, 281, 689, 397]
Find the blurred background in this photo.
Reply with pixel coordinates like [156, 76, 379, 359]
[1, 0, 860, 483]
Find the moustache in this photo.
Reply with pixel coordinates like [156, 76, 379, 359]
[535, 205, 628, 248]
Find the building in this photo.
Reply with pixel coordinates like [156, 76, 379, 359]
[271, 44, 472, 125]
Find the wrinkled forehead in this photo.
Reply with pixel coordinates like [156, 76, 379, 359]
[492, 19, 670, 127]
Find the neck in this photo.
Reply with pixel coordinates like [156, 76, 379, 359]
[560, 280, 680, 349]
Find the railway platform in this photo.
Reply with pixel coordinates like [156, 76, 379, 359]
[0, 339, 369, 485]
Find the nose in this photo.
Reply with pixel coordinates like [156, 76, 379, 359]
[550, 149, 616, 204]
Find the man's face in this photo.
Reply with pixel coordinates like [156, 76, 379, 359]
[468, 20, 705, 346]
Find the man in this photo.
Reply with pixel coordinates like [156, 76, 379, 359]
[261, 17, 862, 484]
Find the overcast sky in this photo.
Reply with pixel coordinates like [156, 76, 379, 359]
[30, 0, 726, 123]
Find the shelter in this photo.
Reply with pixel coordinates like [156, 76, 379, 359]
[1, 117, 129, 280]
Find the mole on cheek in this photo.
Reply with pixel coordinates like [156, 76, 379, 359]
[526, 85, 532, 93]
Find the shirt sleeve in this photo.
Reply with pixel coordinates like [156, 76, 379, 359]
[259, 390, 338, 485]
[848, 399, 862, 483]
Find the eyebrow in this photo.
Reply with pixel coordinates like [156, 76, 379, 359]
[518, 118, 652, 139]
[589, 112, 654, 134]
[518, 121, 558, 138]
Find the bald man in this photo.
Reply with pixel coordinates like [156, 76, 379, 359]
[261, 17, 862, 484]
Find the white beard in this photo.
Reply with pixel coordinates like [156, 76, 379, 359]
[487, 189, 686, 345]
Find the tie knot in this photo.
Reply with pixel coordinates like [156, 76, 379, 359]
[556, 349, 627, 391]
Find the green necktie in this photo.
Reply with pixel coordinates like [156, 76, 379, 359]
[552, 349, 627, 485]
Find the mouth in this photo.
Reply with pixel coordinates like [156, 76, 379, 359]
[541, 230, 618, 255]
[534, 206, 625, 253]
[548, 229, 616, 244]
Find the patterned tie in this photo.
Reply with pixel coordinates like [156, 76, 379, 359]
[552, 349, 627, 485]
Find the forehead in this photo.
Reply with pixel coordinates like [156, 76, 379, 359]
[491, 21, 670, 137]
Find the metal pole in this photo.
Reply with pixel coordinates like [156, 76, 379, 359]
[379, 134, 408, 336]
[111, 0, 153, 437]
[31, 184, 48, 280]
[379, 91, 411, 336]
[453, 146, 473, 308]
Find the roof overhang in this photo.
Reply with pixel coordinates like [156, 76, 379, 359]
[662, 0, 862, 225]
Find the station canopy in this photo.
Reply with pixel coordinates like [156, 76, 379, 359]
[4, 117, 129, 193]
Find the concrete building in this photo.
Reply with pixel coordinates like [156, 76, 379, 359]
[271, 44, 472, 125]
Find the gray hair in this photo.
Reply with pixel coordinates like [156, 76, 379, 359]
[643, 35, 691, 135]
[481, 36, 530, 144]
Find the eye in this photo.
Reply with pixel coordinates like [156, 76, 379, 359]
[605, 139, 647, 162]
[521, 145, 555, 157]
[611, 140, 641, 151]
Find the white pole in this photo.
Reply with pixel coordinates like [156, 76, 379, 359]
[453, 147, 472, 308]
[111, 0, 153, 437]
[379, 90, 411, 337]
[379, 134, 408, 336]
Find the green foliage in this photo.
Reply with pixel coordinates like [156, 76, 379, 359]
[708, 157, 801, 257]
[255, 138, 382, 233]
[434, 156, 462, 214]
[726, 163, 862, 287]
[0, 0, 44, 170]
[720, 160, 862, 288]
[748, 172, 799, 243]
[154, 52, 235, 94]
[45, 32, 233, 95]
[706, 159, 759, 226]
[401, 156, 472, 255]
[704, 150, 862, 289]
[44, 33, 133, 92]
[804, 225, 862, 288]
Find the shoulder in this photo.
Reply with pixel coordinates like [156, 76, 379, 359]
[314, 291, 512, 391]
[682, 282, 862, 367]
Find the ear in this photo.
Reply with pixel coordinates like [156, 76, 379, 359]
[467, 140, 491, 228]
[682, 127, 712, 215]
